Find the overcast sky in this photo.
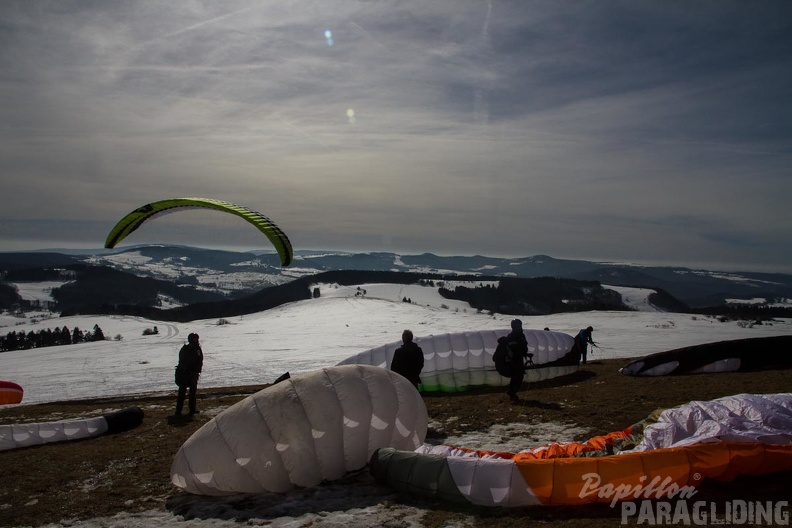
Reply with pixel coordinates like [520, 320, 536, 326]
[1, 1, 790, 273]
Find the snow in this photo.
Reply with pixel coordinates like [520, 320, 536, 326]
[602, 284, 663, 312]
[4, 283, 788, 406]
[10, 281, 69, 302]
[314, 281, 494, 313]
[725, 297, 792, 308]
[2, 284, 791, 527]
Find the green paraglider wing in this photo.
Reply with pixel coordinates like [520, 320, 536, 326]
[104, 197, 293, 266]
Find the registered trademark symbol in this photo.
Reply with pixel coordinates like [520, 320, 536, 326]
[693, 472, 701, 480]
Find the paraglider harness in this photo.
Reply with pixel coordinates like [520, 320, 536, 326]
[493, 336, 533, 377]
[174, 339, 203, 388]
[175, 367, 198, 388]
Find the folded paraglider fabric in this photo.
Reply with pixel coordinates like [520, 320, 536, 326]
[620, 336, 792, 376]
[171, 364, 428, 495]
[370, 393, 792, 507]
[0, 380, 23, 404]
[0, 407, 144, 451]
[337, 329, 578, 392]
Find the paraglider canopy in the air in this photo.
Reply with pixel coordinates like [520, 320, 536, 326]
[104, 197, 293, 266]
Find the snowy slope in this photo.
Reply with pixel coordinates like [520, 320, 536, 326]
[2, 284, 789, 406]
[603, 284, 663, 312]
[2, 284, 791, 528]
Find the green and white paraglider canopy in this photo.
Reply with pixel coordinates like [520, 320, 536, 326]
[104, 197, 293, 266]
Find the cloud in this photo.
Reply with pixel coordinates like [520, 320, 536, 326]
[1, 0, 790, 272]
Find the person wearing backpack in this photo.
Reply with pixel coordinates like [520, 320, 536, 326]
[498, 319, 528, 402]
[174, 332, 204, 417]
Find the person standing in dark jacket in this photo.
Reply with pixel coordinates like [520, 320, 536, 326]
[391, 329, 424, 390]
[575, 326, 595, 364]
[174, 332, 203, 417]
[505, 319, 529, 402]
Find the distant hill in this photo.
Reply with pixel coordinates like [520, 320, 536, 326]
[51, 265, 228, 311]
[296, 252, 792, 309]
[0, 252, 80, 272]
[2, 246, 792, 318]
[55, 269, 630, 322]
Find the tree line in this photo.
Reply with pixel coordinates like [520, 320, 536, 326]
[438, 277, 628, 315]
[1, 324, 106, 352]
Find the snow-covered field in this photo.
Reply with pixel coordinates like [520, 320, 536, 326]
[11, 281, 69, 302]
[3, 282, 789, 406]
[2, 284, 790, 528]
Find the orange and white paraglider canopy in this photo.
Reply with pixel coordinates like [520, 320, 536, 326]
[0, 381, 23, 404]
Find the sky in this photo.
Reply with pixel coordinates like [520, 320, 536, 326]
[1, 1, 791, 273]
[2, 283, 791, 526]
